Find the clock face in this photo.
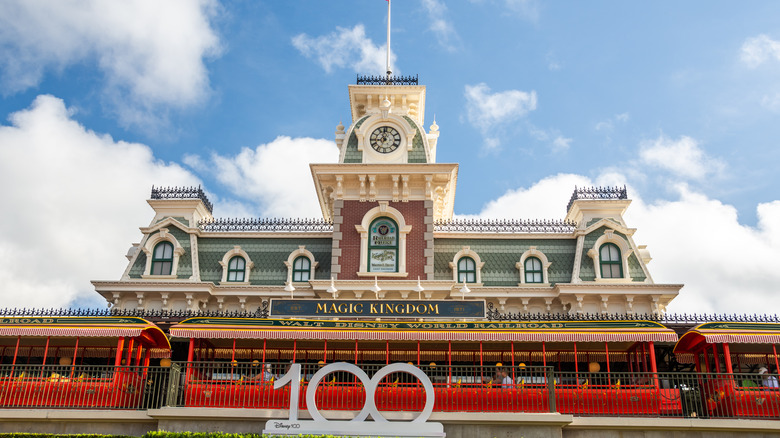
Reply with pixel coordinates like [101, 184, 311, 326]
[369, 126, 401, 153]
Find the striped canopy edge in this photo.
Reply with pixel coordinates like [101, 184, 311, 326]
[0, 317, 170, 350]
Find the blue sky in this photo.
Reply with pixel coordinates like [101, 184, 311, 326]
[1, 1, 780, 313]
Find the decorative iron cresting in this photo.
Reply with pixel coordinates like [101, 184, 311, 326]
[356, 74, 419, 85]
[150, 185, 213, 214]
[484, 303, 780, 324]
[434, 218, 576, 233]
[1, 305, 776, 326]
[0, 301, 270, 320]
[199, 217, 333, 232]
[566, 185, 628, 213]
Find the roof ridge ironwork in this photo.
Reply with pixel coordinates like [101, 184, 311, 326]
[434, 218, 576, 233]
[566, 185, 628, 213]
[199, 217, 333, 232]
[150, 185, 213, 214]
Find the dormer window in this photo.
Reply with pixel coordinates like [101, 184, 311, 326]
[219, 246, 254, 284]
[524, 257, 543, 283]
[600, 243, 623, 278]
[151, 242, 174, 275]
[293, 256, 311, 282]
[457, 257, 477, 283]
[227, 256, 246, 282]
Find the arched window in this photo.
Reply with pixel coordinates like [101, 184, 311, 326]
[292, 256, 311, 282]
[458, 257, 477, 283]
[368, 217, 399, 273]
[227, 256, 246, 282]
[151, 242, 174, 275]
[600, 243, 623, 278]
[525, 257, 543, 283]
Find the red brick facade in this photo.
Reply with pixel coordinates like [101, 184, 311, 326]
[336, 200, 428, 280]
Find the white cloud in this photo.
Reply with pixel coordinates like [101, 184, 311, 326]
[740, 34, 780, 68]
[464, 83, 537, 149]
[761, 92, 780, 112]
[0, 95, 200, 309]
[0, 0, 222, 129]
[639, 135, 725, 180]
[472, 172, 780, 314]
[546, 52, 561, 71]
[472, 174, 592, 220]
[189, 136, 339, 218]
[529, 125, 571, 153]
[595, 113, 629, 132]
[421, 0, 460, 52]
[552, 136, 572, 152]
[504, 0, 540, 20]
[292, 25, 395, 75]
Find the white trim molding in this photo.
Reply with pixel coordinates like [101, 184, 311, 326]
[218, 246, 255, 284]
[141, 228, 185, 278]
[283, 246, 319, 284]
[449, 246, 485, 284]
[355, 202, 412, 276]
[586, 229, 634, 282]
[517, 246, 552, 286]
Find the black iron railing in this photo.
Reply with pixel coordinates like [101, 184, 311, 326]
[484, 303, 780, 324]
[150, 186, 213, 214]
[1, 305, 777, 326]
[0, 302, 270, 320]
[199, 217, 333, 232]
[356, 74, 419, 85]
[566, 186, 628, 213]
[435, 218, 576, 233]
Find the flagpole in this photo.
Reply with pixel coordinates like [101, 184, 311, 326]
[386, 0, 392, 77]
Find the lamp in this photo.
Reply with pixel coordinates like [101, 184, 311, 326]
[326, 276, 339, 299]
[369, 276, 382, 299]
[459, 281, 470, 300]
[284, 281, 295, 299]
[413, 276, 425, 300]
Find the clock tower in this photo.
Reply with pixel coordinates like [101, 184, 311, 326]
[311, 76, 458, 281]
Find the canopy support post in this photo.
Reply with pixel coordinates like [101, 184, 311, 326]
[774, 344, 780, 375]
[40, 336, 50, 378]
[115, 337, 126, 367]
[722, 343, 733, 374]
[648, 341, 658, 389]
[511, 342, 515, 382]
[448, 340, 452, 386]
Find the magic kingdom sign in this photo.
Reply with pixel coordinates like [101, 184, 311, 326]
[270, 299, 485, 319]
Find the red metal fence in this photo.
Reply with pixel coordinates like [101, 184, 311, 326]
[1, 362, 779, 420]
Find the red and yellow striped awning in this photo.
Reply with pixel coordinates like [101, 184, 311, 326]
[674, 322, 780, 354]
[169, 317, 677, 343]
[0, 316, 170, 350]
